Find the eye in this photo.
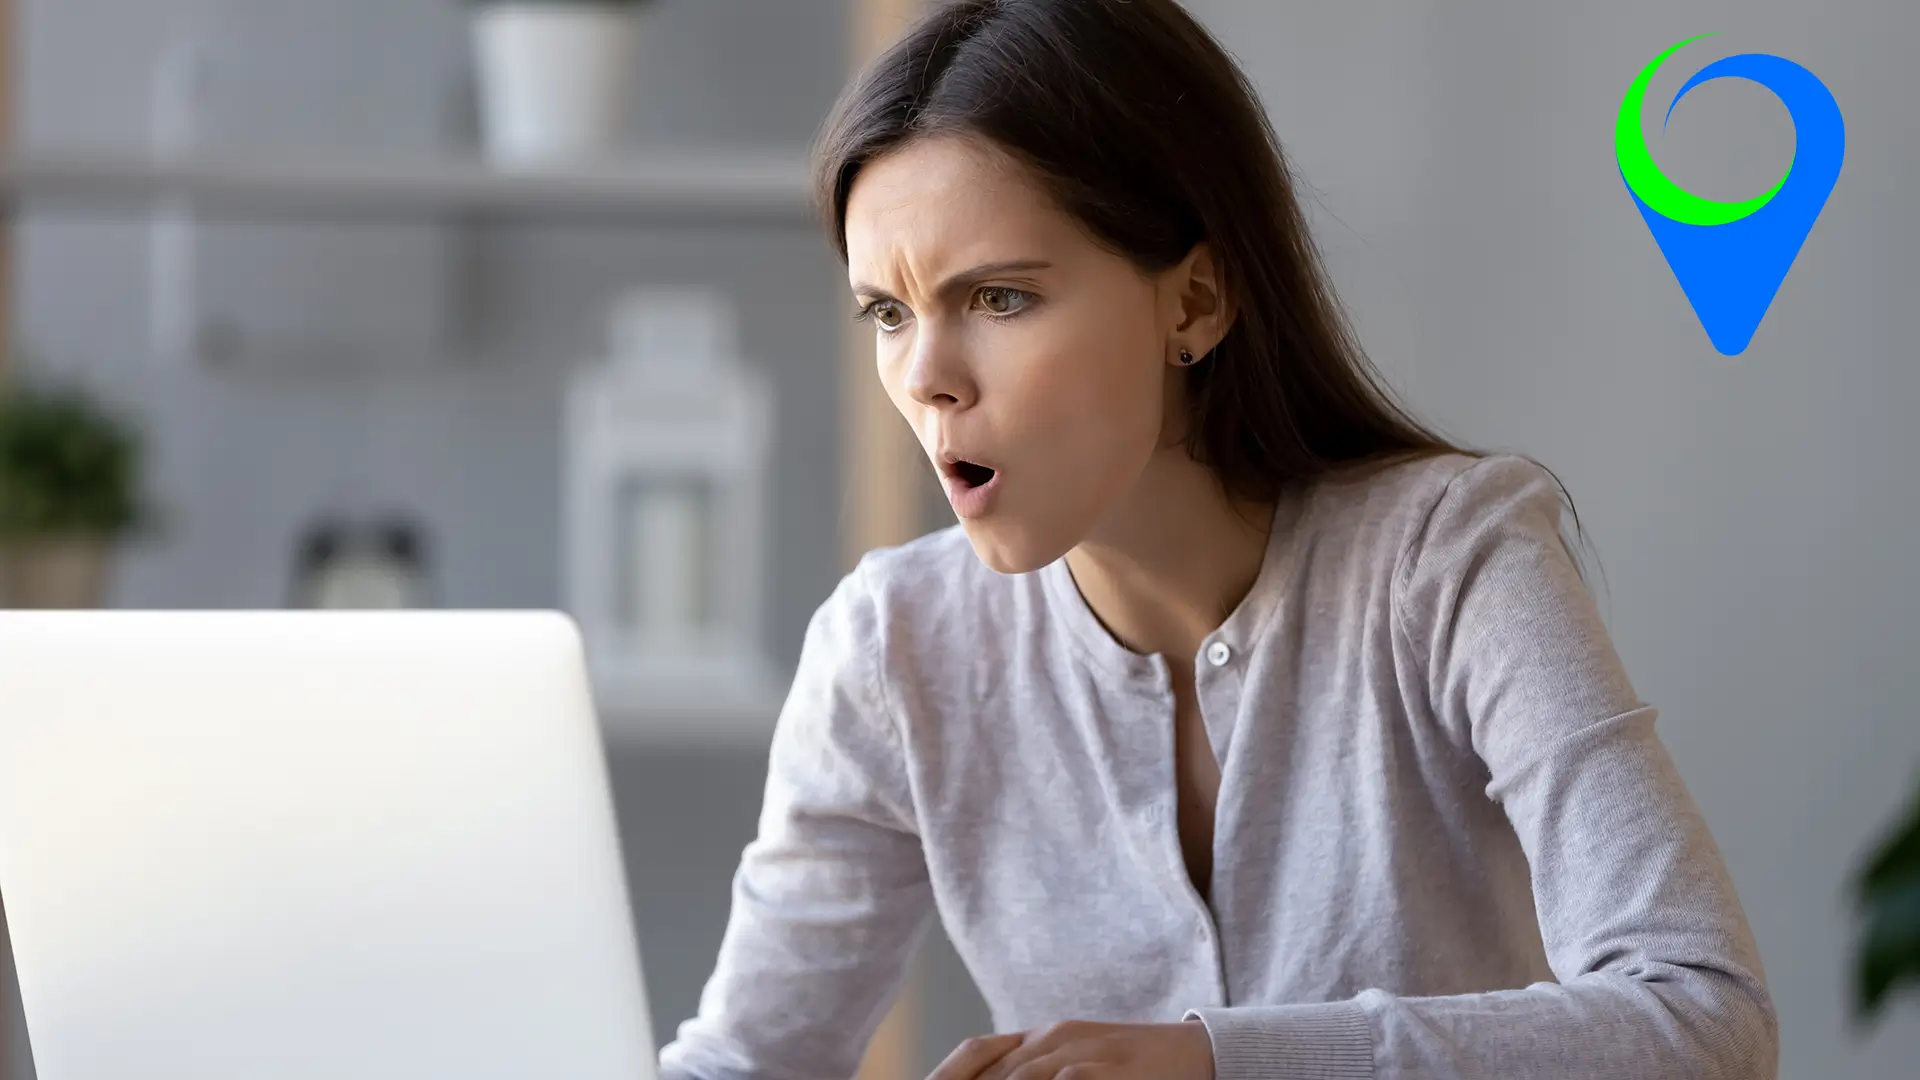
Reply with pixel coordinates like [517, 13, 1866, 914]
[975, 286, 1035, 318]
[855, 300, 909, 332]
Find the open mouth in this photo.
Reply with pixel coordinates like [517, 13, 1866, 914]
[948, 460, 997, 489]
[938, 453, 1003, 518]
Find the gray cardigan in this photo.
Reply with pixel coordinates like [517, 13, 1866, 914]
[657, 452, 1778, 1080]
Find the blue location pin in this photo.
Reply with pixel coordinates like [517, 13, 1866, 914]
[1617, 36, 1845, 356]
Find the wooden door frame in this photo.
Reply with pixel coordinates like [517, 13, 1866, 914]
[841, 0, 930, 574]
[844, 6, 930, 1080]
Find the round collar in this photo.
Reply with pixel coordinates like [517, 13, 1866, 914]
[1039, 484, 1316, 682]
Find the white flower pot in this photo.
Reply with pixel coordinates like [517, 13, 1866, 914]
[472, 4, 641, 166]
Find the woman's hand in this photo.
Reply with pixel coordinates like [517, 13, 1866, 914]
[924, 1019, 1215, 1080]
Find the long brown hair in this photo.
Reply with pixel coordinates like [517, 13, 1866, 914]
[813, 0, 1463, 504]
[812, 0, 1593, 579]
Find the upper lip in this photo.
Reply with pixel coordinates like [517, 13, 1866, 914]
[936, 448, 998, 478]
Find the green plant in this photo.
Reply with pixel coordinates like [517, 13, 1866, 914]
[1854, 772, 1920, 1022]
[0, 381, 148, 540]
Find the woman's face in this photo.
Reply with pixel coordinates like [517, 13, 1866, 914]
[844, 134, 1213, 574]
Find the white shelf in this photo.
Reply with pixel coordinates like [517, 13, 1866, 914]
[0, 149, 818, 223]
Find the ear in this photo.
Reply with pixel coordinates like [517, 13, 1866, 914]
[1162, 241, 1235, 366]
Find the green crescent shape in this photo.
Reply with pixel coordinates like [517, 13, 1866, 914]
[1616, 33, 1790, 226]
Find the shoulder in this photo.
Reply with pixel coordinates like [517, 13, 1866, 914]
[1309, 452, 1588, 655]
[847, 523, 1013, 624]
[1276, 452, 1577, 631]
[793, 526, 1033, 771]
[1301, 451, 1571, 567]
[1310, 450, 1563, 530]
[777, 528, 1008, 812]
[821, 524, 1035, 684]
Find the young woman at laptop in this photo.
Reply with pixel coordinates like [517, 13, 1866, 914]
[659, 3, 1777, 1079]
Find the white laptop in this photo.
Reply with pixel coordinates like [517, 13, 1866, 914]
[0, 611, 659, 1080]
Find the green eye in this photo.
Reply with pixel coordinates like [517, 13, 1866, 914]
[976, 287, 1034, 317]
[856, 300, 907, 331]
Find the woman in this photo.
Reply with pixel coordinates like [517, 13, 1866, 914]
[659, 1, 1778, 1078]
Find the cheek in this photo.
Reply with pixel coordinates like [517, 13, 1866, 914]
[971, 318, 1161, 570]
[1012, 310, 1164, 470]
[870, 336, 930, 444]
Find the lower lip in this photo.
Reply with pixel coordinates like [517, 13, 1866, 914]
[942, 471, 1003, 519]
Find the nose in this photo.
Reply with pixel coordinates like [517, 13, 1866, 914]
[903, 323, 977, 412]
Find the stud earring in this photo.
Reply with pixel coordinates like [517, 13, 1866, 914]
[1178, 348, 1197, 366]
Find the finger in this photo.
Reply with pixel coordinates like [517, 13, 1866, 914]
[1001, 1050, 1081, 1080]
[971, 1037, 1061, 1080]
[924, 1032, 1024, 1080]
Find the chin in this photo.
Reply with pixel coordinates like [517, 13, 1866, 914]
[957, 516, 1076, 576]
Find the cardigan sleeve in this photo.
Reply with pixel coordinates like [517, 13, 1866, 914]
[657, 557, 935, 1080]
[1187, 455, 1779, 1080]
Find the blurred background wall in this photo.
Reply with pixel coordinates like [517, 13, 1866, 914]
[0, 1, 1915, 1078]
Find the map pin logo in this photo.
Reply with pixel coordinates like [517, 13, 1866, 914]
[1617, 34, 1845, 356]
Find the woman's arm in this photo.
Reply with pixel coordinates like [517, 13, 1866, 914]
[657, 560, 935, 1080]
[1185, 455, 1780, 1080]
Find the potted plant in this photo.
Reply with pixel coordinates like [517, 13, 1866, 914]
[0, 381, 151, 609]
[466, 0, 653, 166]
[1853, 772, 1920, 1024]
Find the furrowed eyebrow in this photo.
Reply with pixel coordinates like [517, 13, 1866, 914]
[851, 259, 1053, 304]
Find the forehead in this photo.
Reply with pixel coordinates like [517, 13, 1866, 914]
[843, 135, 1081, 285]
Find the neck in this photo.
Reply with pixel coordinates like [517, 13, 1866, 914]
[1064, 448, 1276, 663]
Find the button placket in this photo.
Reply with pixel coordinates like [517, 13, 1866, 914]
[1197, 636, 1244, 763]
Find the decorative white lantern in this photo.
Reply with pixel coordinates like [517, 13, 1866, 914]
[563, 289, 779, 718]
